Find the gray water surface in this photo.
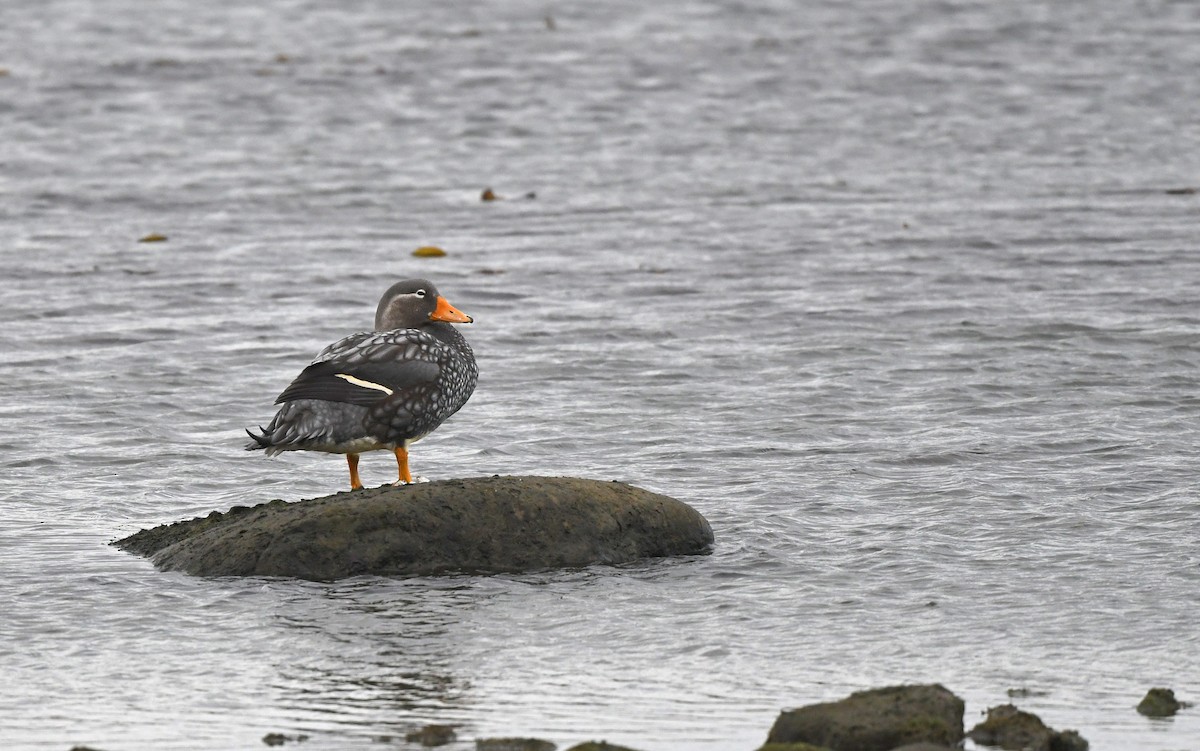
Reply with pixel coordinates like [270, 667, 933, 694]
[2, 1, 1199, 749]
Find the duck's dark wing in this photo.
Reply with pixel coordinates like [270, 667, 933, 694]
[274, 330, 447, 407]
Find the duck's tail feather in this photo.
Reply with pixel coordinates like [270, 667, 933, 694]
[245, 426, 271, 451]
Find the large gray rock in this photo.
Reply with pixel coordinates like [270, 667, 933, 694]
[765, 684, 964, 751]
[114, 476, 713, 580]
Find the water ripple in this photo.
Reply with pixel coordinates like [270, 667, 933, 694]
[3, 0, 1200, 749]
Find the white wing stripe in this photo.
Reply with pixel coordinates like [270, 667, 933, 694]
[334, 373, 394, 395]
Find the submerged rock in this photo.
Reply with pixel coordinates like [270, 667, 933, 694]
[406, 724, 457, 746]
[765, 684, 964, 751]
[966, 704, 1087, 751]
[1137, 687, 1183, 717]
[564, 743, 644, 751]
[114, 476, 713, 580]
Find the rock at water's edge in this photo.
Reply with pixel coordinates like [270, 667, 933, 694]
[406, 724, 457, 747]
[114, 476, 713, 580]
[1137, 687, 1182, 717]
[966, 704, 1088, 751]
[765, 684, 964, 751]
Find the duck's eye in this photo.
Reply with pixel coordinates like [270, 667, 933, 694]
[415, 289, 427, 298]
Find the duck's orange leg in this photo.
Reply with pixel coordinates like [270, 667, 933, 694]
[393, 446, 413, 485]
[347, 453, 363, 490]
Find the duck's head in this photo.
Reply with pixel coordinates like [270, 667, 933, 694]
[374, 279, 473, 331]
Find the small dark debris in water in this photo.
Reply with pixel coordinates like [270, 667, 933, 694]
[925, 600, 937, 607]
[0, 68, 11, 77]
[1007, 687, 1050, 698]
[545, 15, 556, 30]
[122, 268, 155, 276]
[274, 53, 291, 64]
[477, 268, 506, 275]
[262, 732, 309, 746]
[1164, 187, 1196, 195]
[138, 233, 168, 243]
[406, 724, 457, 746]
[69, 747, 107, 751]
[476, 739, 556, 751]
[481, 188, 535, 201]
[1138, 687, 1187, 717]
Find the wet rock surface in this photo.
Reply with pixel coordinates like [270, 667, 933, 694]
[966, 704, 1088, 751]
[114, 476, 713, 580]
[765, 684, 964, 751]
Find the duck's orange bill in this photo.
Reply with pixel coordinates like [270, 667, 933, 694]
[431, 296, 473, 323]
